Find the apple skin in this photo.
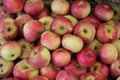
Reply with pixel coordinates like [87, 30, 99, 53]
[40, 31, 60, 50]
[51, 0, 70, 16]
[13, 59, 39, 80]
[18, 38, 34, 59]
[90, 61, 109, 80]
[71, 0, 91, 19]
[77, 48, 96, 68]
[62, 34, 83, 53]
[74, 20, 96, 43]
[40, 63, 61, 80]
[56, 70, 78, 80]
[0, 18, 18, 40]
[99, 43, 118, 64]
[94, 3, 114, 21]
[15, 14, 33, 38]
[0, 41, 21, 61]
[110, 58, 120, 77]
[3, 0, 24, 13]
[50, 16, 73, 36]
[28, 45, 51, 68]
[52, 48, 71, 67]
[39, 16, 54, 31]
[24, 0, 44, 16]
[0, 57, 14, 78]
[64, 59, 87, 77]
[96, 23, 117, 43]
[33, 76, 48, 80]
[23, 20, 45, 42]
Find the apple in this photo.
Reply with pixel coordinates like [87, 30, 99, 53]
[39, 16, 54, 31]
[51, 0, 70, 16]
[64, 59, 87, 77]
[83, 16, 101, 29]
[0, 18, 18, 40]
[96, 23, 117, 43]
[64, 15, 78, 27]
[13, 59, 39, 80]
[0, 57, 14, 78]
[90, 61, 109, 80]
[62, 34, 83, 53]
[24, 0, 44, 16]
[80, 72, 100, 80]
[3, 0, 24, 13]
[33, 76, 48, 80]
[99, 43, 118, 64]
[86, 38, 102, 56]
[15, 14, 33, 38]
[50, 16, 73, 36]
[0, 41, 21, 61]
[74, 20, 96, 43]
[18, 38, 34, 59]
[56, 70, 78, 80]
[71, 0, 91, 19]
[112, 39, 120, 58]
[77, 48, 96, 68]
[28, 45, 51, 68]
[40, 63, 61, 80]
[40, 31, 60, 50]
[52, 48, 71, 67]
[110, 58, 120, 77]
[23, 20, 45, 42]
[94, 3, 114, 21]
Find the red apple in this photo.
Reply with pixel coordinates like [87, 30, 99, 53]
[23, 20, 45, 42]
[40, 31, 60, 50]
[99, 43, 118, 64]
[3, 0, 24, 13]
[28, 45, 51, 68]
[56, 70, 78, 80]
[50, 16, 73, 36]
[74, 20, 96, 43]
[51, 0, 70, 16]
[96, 23, 117, 43]
[52, 48, 71, 67]
[24, 0, 44, 16]
[13, 59, 39, 80]
[77, 48, 96, 68]
[62, 34, 83, 53]
[94, 3, 114, 21]
[33, 76, 48, 80]
[71, 0, 91, 19]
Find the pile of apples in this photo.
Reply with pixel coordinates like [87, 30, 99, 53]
[0, 0, 120, 80]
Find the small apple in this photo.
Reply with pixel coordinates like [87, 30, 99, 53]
[62, 34, 83, 53]
[71, 0, 91, 19]
[28, 45, 51, 68]
[99, 43, 118, 64]
[0, 41, 21, 61]
[3, 0, 24, 13]
[96, 23, 117, 43]
[33, 76, 48, 80]
[40, 31, 60, 50]
[74, 20, 96, 43]
[52, 48, 71, 67]
[56, 70, 78, 80]
[24, 0, 44, 16]
[23, 20, 45, 42]
[77, 48, 96, 68]
[18, 38, 34, 59]
[51, 0, 70, 16]
[94, 3, 114, 21]
[51, 16, 73, 36]
[13, 59, 39, 80]
[0, 57, 14, 78]
[39, 16, 54, 31]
